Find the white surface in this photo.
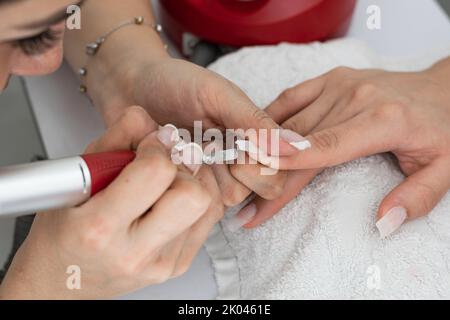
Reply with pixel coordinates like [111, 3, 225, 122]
[17, 0, 450, 299]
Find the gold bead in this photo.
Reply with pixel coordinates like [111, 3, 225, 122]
[135, 16, 144, 25]
[79, 85, 87, 93]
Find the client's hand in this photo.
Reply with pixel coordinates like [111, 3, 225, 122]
[0, 107, 222, 299]
[241, 59, 450, 238]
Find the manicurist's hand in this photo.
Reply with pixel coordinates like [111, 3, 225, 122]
[0, 107, 218, 299]
[241, 58, 450, 238]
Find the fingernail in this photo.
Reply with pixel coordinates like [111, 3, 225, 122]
[376, 206, 407, 238]
[279, 129, 311, 151]
[223, 203, 257, 232]
[157, 124, 179, 148]
[180, 142, 203, 175]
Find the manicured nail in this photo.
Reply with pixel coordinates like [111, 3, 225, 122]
[376, 206, 407, 238]
[157, 124, 179, 148]
[279, 129, 311, 151]
[180, 142, 203, 175]
[223, 203, 257, 232]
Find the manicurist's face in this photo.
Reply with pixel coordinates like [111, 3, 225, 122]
[0, 0, 82, 92]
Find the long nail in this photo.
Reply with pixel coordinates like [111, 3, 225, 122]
[376, 206, 407, 238]
[279, 129, 311, 151]
[180, 142, 203, 175]
[157, 124, 179, 148]
[223, 203, 257, 232]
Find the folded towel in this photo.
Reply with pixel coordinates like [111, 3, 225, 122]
[205, 39, 450, 299]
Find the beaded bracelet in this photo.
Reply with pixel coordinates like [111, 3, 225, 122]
[78, 16, 167, 94]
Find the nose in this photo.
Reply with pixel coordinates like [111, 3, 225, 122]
[0, 74, 12, 93]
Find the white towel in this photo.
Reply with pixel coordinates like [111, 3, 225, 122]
[205, 39, 450, 299]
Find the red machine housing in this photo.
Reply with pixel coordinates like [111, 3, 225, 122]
[159, 0, 356, 52]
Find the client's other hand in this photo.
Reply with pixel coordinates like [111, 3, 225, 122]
[240, 59, 450, 238]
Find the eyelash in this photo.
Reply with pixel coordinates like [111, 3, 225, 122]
[18, 29, 62, 55]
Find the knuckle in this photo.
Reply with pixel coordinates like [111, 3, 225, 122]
[415, 182, 439, 214]
[135, 153, 177, 180]
[230, 164, 285, 200]
[150, 259, 174, 284]
[152, 152, 177, 174]
[352, 83, 378, 103]
[221, 183, 251, 207]
[121, 106, 152, 135]
[196, 80, 221, 108]
[266, 173, 287, 199]
[172, 258, 193, 279]
[311, 130, 339, 152]
[227, 167, 253, 203]
[80, 217, 113, 251]
[372, 102, 408, 125]
[176, 179, 212, 212]
[271, 183, 285, 199]
[131, 159, 157, 180]
[111, 256, 142, 279]
[172, 264, 189, 279]
[123, 105, 149, 123]
[256, 176, 286, 200]
[229, 163, 246, 180]
[154, 270, 172, 284]
[211, 202, 225, 222]
[279, 87, 297, 102]
[329, 66, 353, 76]
[282, 117, 307, 136]
[252, 108, 273, 125]
[200, 189, 225, 222]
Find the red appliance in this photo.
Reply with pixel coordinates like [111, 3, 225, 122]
[158, 0, 356, 57]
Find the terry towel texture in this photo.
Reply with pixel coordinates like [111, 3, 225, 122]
[204, 39, 450, 299]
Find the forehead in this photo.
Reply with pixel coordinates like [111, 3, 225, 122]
[0, 0, 72, 41]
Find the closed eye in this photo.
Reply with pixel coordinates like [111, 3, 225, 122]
[17, 27, 63, 55]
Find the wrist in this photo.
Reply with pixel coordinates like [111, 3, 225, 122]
[0, 243, 61, 299]
[0, 229, 93, 300]
[85, 25, 170, 126]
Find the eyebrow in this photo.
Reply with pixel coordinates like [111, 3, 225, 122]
[18, 0, 85, 30]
